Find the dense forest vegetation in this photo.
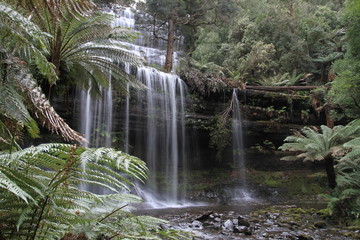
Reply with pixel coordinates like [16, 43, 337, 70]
[0, 0, 359, 239]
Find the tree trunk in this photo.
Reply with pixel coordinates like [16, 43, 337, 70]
[325, 107, 334, 128]
[164, 17, 175, 73]
[50, 25, 62, 77]
[324, 156, 336, 189]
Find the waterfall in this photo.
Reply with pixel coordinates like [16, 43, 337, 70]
[230, 89, 251, 200]
[80, 80, 113, 148]
[232, 89, 245, 172]
[79, 6, 188, 206]
[133, 67, 187, 204]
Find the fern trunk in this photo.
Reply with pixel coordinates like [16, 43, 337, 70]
[325, 156, 336, 189]
[164, 16, 175, 73]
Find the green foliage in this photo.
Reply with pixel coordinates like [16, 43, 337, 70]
[0, 1, 144, 145]
[191, 0, 343, 83]
[328, 58, 360, 119]
[180, 59, 227, 96]
[192, 30, 222, 64]
[208, 115, 231, 161]
[0, 2, 86, 145]
[0, 143, 190, 239]
[0, 2, 58, 83]
[248, 170, 327, 196]
[324, 137, 360, 220]
[38, 10, 143, 95]
[280, 120, 360, 220]
[279, 119, 360, 189]
[327, 0, 360, 120]
[279, 119, 360, 162]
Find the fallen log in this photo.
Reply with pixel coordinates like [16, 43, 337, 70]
[242, 85, 321, 92]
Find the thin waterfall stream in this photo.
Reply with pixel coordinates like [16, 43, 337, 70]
[230, 89, 251, 201]
[232, 89, 245, 172]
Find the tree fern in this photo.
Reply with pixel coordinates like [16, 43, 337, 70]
[279, 119, 360, 189]
[8, 0, 96, 20]
[0, 2, 58, 83]
[0, 3, 86, 145]
[0, 144, 190, 239]
[37, 8, 144, 95]
[283, 121, 360, 219]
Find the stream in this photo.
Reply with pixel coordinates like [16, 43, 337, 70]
[135, 200, 359, 239]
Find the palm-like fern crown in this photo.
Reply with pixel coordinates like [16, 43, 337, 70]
[0, 2, 85, 145]
[279, 119, 360, 161]
[7, 0, 95, 19]
[0, 0, 143, 145]
[33, 4, 144, 94]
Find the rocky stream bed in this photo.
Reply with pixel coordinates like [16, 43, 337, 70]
[138, 203, 360, 240]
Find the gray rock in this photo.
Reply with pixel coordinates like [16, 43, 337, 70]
[232, 218, 239, 225]
[234, 226, 248, 233]
[190, 220, 203, 229]
[222, 219, 234, 231]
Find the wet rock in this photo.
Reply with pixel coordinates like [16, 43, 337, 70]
[214, 217, 222, 222]
[314, 221, 326, 228]
[190, 220, 203, 229]
[205, 192, 218, 199]
[237, 216, 250, 227]
[296, 232, 313, 240]
[213, 212, 222, 217]
[211, 221, 222, 229]
[160, 223, 172, 229]
[244, 229, 252, 236]
[222, 219, 234, 231]
[195, 211, 213, 221]
[232, 218, 238, 225]
[267, 212, 280, 220]
[280, 232, 297, 240]
[234, 225, 248, 233]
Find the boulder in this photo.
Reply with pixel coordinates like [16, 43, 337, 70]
[238, 216, 251, 227]
[190, 220, 204, 229]
[222, 219, 234, 231]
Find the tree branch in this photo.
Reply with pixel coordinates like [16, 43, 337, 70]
[152, 15, 168, 41]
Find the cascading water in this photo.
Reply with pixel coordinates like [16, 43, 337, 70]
[132, 67, 187, 205]
[79, 5, 187, 206]
[79, 80, 113, 148]
[232, 89, 245, 173]
[230, 89, 251, 201]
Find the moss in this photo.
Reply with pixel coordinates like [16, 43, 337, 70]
[248, 169, 328, 197]
[185, 169, 236, 192]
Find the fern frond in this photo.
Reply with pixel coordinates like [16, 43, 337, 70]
[343, 137, 360, 149]
[6, 57, 85, 143]
[0, 2, 58, 83]
[0, 167, 37, 204]
[15, 0, 95, 19]
[339, 119, 360, 138]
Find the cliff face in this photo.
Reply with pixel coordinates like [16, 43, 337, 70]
[179, 68, 327, 170]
